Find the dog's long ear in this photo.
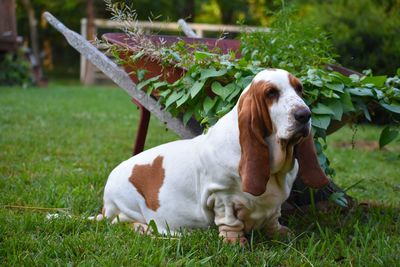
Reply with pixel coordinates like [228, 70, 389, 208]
[238, 81, 273, 196]
[294, 133, 330, 188]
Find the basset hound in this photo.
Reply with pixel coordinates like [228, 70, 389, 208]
[92, 69, 330, 244]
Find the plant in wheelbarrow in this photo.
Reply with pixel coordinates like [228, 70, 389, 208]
[99, 1, 400, 212]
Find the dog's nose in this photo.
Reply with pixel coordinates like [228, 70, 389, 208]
[294, 108, 311, 123]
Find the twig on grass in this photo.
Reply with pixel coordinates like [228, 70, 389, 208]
[2, 204, 70, 212]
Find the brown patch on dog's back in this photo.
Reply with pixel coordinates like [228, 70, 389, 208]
[129, 156, 165, 211]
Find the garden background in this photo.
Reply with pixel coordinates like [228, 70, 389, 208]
[1, 0, 399, 265]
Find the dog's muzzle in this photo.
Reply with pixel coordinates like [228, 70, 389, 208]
[289, 107, 312, 143]
[294, 107, 312, 124]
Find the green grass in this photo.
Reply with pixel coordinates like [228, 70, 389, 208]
[1, 84, 399, 266]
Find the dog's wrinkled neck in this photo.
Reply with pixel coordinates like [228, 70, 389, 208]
[264, 135, 293, 175]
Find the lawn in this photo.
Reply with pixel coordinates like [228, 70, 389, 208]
[0, 84, 399, 266]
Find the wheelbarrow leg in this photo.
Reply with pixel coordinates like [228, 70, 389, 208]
[131, 98, 151, 155]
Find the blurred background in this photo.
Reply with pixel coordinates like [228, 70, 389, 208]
[1, 0, 399, 86]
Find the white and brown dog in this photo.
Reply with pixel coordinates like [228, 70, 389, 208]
[92, 69, 329, 244]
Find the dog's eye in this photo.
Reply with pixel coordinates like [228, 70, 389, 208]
[266, 88, 279, 99]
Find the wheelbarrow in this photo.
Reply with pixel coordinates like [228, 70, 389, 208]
[102, 32, 242, 154]
[44, 12, 355, 212]
[104, 32, 360, 156]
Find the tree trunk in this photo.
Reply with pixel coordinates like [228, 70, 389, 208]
[0, 0, 18, 53]
[215, 0, 234, 24]
[83, 0, 95, 85]
[182, 0, 195, 22]
[22, 0, 44, 85]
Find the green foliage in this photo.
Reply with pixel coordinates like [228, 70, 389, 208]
[0, 53, 30, 87]
[16, 0, 399, 79]
[300, 0, 400, 75]
[240, 7, 337, 74]
[328, 192, 348, 208]
[103, 5, 400, 176]
[379, 126, 399, 149]
[302, 68, 400, 126]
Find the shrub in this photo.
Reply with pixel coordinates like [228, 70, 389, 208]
[299, 0, 400, 75]
[0, 53, 30, 87]
[240, 7, 337, 75]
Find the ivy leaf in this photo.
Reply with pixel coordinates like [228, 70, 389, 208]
[158, 89, 171, 98]
[356, 100, 371, 121]
[317, 151, 327, 165]
[379, 126, 399, 149]
[309, 79, 323, 87]
[199, 68, 227, 80]
[321, 89, 335, 98]
[311, 114, 331, 130]
[137, 74, 162, 90]
[176, 93, 190, 107]
[190, 80, 206, 98]
[165, 91, 184, 108]
[325, 99, 343, 120]
[349, 74, 360, 83]
[325, 83, 344, 93]
[200, 117, 208, 126]
[312, 103, 335, 116]
[182, 111, 193, 126]
[194, 51, 216, 61]
[211, 82, 235, 101]
[348, 88, 374, 97]
[203, 96, 218, 114]
[362, 75, 387, 87]
[372, 89, 385, 100]
[181, 76, 195, 87]
[136, 69, 147, 81]
[130, 51, 145, 62]
[163, 49, 181, 62]
[393, 90, 400, 101]
[226, 86, 242, 102]
[340, 92, 355, 112]
[380, 103, 400, 114]
[330, 72, 352, 84]
[153, 81, 169, 89]
[236, 75, 254, 89]
[216, 103, 234, 117]
[329, 192, 348, 208]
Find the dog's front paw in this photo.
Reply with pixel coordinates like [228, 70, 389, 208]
[219, 230, 248, 246]
[276, 225, 292, 237]
[266, 224, 292, 239]
[131, 222, 149, 234]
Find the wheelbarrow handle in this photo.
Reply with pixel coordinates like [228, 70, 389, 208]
[43, 11, 198, 139]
